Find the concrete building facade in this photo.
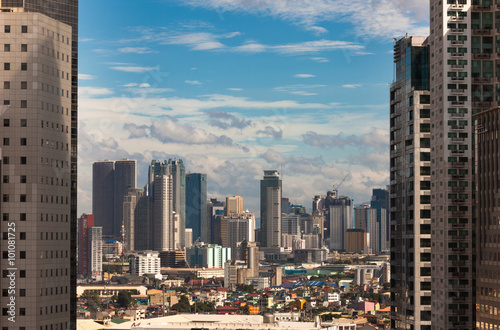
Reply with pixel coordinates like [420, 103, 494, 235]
[260, 170, 282, 248]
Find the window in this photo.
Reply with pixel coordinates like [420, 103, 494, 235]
[20, 119, 26, 127]
[3, 44, 9, 52]
[3, 138, 9, 146]
[20, 251, 25, 259]
[4, 63, 10, 70]
[20, 175, 26, 183]
[20, 63, 27, 70]
[20, 289, 25, 296]
[20, 100, 27, 108]
[3, 81, 9, 89]
[20, 195, 26, 202]
[3, 119, 9, 127]
[3, 100, 9, 105]
[21, 25, 27, 33]
[4, 25, 10, 33]
[20, 138, 26, 146]
[3, 156, 9, 164]
[20, 157, 26, 164]
[21, 44, 27, 52]
[20, 213, 26, 221]
[2, 176, 8, 183]
[20, 81, 27, 89]
[2, 195, 8, 202]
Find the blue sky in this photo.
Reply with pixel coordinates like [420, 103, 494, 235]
[77, 0, 429, 216]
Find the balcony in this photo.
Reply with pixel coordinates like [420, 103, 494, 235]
[451, 222, 466, 228]
[451, 64, 464, 69]
[472, 101, 492, 107]
[451, 137, 465, 142]
[452, 198, 466, 203]
[451, 186, 466, 191]
[451, 247, 466, 253]
[472, 4, 491, 10]
[472, 28, 492, 34]
[450, 113, 465, 118]
[451, 89, 465, 94]
[452, 260, 467, 267]
[451, 125, 465, 130]
[452, 52, 465, 57]
[451, 149, 465, 154]
[449, 16, 465, 21]
[449, 3, 464, 9]
[451, 101, 465, 106]
[451, 211, 466, 217]
[473, 53, 492, 59]
[472, 77, 493, 83]
[451, 76, 465, 81]
[451, 174, 465, 180]
[450, 28, 465, 33]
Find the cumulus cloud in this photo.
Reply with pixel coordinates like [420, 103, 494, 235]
[310, 57, 329, 63]
[275, 84, 325, 96]
[302, 128, 389, 151]
[124, 117, 239, 147]
[78, 74, 95, 80]
[205, 110, 253, 130]
[256, 126, 283, 139]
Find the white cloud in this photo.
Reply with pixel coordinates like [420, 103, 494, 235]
[110, 65, 159, 73]
[78, 74, 95, 80]
[185, 80, 202, 85]
[275, 84, 325, 96]
[183, 0, 429, 38]
[342, 84, 362, 88]
[118, 47, 156, 54]
[78, 86, 114, 96]
[227, 88, 243, 91]
[310, 57, 329, 63]
[302, 128, 388, 152]
[294, 74, 315, 78]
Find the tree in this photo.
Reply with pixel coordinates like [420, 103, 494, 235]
[117, 291, 133, 308]
[80, 291, 101, 312]
[171, 295, 191, 313]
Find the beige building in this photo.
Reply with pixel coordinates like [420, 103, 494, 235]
[225, 196, 243, 215]
[0, 10, 74, 329]
[345, 229, 367, 254]
[429, 1, 475, 329]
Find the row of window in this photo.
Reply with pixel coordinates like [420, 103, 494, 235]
[3, 62, 27, 70]
[3, 25, 28, 34]
[40, 176, 68, 187]
[3, 43, 28, 52]
[41, 101, 70, 116]
[41, 158, 69, 168]
[1, 100, 28, 107]
[3, 137, 27, 146]
[41, 195, 69, 205]
[40, 45, 70, 63]
[40, 232, 69, 241]
[2, 156, 27, 165]
[2, 119, 26, 127]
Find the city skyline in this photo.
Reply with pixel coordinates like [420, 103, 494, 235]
[76, 1, 431, 216]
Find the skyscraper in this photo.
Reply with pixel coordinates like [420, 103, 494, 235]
[475, 108, 500, 329]
[92, 159, 137, 238]
[328, 195, 353, 251]
[225, 196, 243, 215]
[260, 170, 282, 248]
[390, 35, 432, 329]
[77, 214, 102, 281]
[0, 5, 76, 328]
[429, 1, 475, 328]
[185, 173, 207, 242]
[123, 188, 143, 251]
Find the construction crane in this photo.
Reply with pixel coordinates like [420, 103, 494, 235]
[333, 172, 351, 192]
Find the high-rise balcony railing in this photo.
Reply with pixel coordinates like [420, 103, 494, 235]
[451, 64, 465, 69]
[472, 28, 492, 35]
[451, 76, 465, 81]
[451, 40, 465, 45]
[450, 113, 465, 118]
[472, 101, 492, 107]
[473, 53, 493, 59]
[451, 149, 465, 153]
[451, 101, 465, 106]
[451, 89, 465, 94]
[451, 137, 466, 142]
[452, 52, 466, 57]
[472, 4, 492, 10]
[451, 198, 466, 203]
[450, 16, 466, 21]
[450, 28, 465, 33]
[472, 77, 493, 83]
[451, 186, 466, 191]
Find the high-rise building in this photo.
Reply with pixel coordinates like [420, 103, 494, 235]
[371, 188, 390, 248]
[329, 194, 353, 251]
[92, 161, 114, 236]
[186, 242, 231, 268]
[429, 2, 476, 328]
[151, 174, 175, 251]
[206, 198, 225, 244]
[225, 195, 243, 215]
[475, 109, 500, 329]
[226, 212, 255, 252]
[260, 170, 282, 248]
[147, 159, 186, 247]
[77, 214, 103, 281]
[114, 159, 137, 239]
[355, 203, 387, 254]
[92, 159, 137, 238]
[0, 5, 76, 327]
[186, 173, 207, 242]
[123, 188, 143, 251]
[390, 35, 432, 329]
